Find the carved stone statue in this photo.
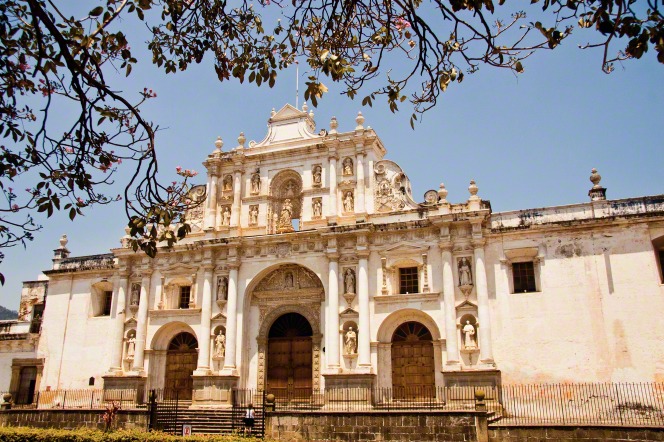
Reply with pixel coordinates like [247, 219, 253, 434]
[344, 268, 356, 294]
[342, 157, 353, 176]
[130, 284, 140, 306]
[217, 277, 228, 301]
[251, 174, 261, 194]
[223, 175, 233, 191]
[278, 199, 294, 229]
[222, 206, 231, 226]
[284, 271, 294, 288]
[463, 320, 477, 349]
[458, 257, 473, 286]
[312, 165, 322, 185]
[343, 191, 354, 213]
[249, 205, 259, 225]
[214, 331, 226, 358]
[345, 327, 357, 355]
[126, 335, 136, 359]
[312, 198, 322, 217]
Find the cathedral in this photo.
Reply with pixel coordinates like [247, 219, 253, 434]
[2, 104, 664, 406]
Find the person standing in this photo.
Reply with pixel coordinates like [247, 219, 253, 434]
[244, 403, 255, 436]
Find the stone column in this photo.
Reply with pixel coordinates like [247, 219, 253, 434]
[327, 255, 340, 370]
[109, 273, 128, 372]
[440, 244, 460, 367]
[205, 173, 218, 229]
[223, 264, 239, 372]
[195, 267, 214, 373]
[232, 170, 242, 227]
[132, 271, 152, 372]
[473, 240, 494, 364]
[357, 254, 371, 368]
[328, 155, 338, 217]
[355, 153, 366, 214]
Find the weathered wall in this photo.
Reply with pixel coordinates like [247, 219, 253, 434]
[489, 425, 664, 442]
[0, 409, 148, 430]
[486, 222, 664, 383]
[265, 411, 483, 442]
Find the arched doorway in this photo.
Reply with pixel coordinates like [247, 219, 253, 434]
[267, 312, 313, 398]
[164, 332, 198, 399]
[391, 321, 435, 399]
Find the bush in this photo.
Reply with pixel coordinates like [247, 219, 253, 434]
[0, 427, 267, 442]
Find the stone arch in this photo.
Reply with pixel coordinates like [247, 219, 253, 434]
[376, 309, 441, 343]
[268, 169, 303, 233]
[150, 321, 198, 351]
[249, 263, 324, 392]
[375, 309, 443, 390]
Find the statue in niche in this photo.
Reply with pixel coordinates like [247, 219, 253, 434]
[217, 277, 228, 301]
[344, 268, 356, 294]
[458, 257, 473, 286]
[130, 283, 140, 306]
[312, 165, 322, 185]
[284, 181, 296, 198]
[342, 157, 353, 176]
[345, 326, 357, 355]
[222, 206, 231, 226]
[463, 320, 477, 349]
[214, 331, 226, 358]
[284, 271, 294, 288]
[223, 175, 233, 191]
[251, 174, 261, 194]
[126, 334, 136, 359]
[278, 199, 294, 228]
[343, 191, 354, 213]
[249, 205, 259, 225]
[312, 198, 322, 218]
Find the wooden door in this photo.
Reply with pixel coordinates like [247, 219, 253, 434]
[391, 322, 435, 400]
[164, 332, 198, 400]
[267, 337, 312, 398]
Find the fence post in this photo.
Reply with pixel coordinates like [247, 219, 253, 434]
[614, 384, 624, 426]
[62, 390, 67, 409]
[35, 391, 40, 409]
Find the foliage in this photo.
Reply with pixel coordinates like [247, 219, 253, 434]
[0, 305, 18, 319]
[102, 401, 120, 431]
[0, 0, 661, 280]
[0, 426, 267, 442]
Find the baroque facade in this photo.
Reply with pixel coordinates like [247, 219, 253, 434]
[2, 104, 664, 405]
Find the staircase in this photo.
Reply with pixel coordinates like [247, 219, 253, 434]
[155, 402, 264, 437]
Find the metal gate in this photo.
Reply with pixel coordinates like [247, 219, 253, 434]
[232, 389, 266, 438]
[148, 389, 184, 435]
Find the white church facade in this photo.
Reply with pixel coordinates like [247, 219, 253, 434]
[2, 104, 664, 406]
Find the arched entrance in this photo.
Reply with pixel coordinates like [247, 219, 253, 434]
[164, 332, 198, 399]
[391, 321, 435, 399]
[267, 312, 313, 398]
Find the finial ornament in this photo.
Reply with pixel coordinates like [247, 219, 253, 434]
[237, 132, 246, 149]
[588, 167, 607, 201]
[330, 116, 338, 134]
[302, 102, 308, 112]
[438, 183, 448, 202]
[468, 179, 478, 197]
[59, 234, 68, 249]
[590, 168, 602, 189]
[355, 111, 365, 130]
[214, 136, 224, 153]
[271, 108, 276, 117]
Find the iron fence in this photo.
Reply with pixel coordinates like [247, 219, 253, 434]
[3, 383, 663, 427]
[498, 383, 664, 426]
[1, 388, 146, 410]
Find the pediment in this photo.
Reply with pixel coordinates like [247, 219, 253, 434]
[382, 243, 429, 256]
[124, 317, 137, 327]
[211, 312, 226, 321]
[456, 299, 477, 310]
[162, 263, 197, 274]
[340, 307, 358, 318]
[270, 104, 306, 122]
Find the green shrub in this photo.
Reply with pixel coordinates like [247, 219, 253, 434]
[0, 426, 267, 442]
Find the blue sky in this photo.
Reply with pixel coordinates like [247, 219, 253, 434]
[0, 6, 662, 310]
